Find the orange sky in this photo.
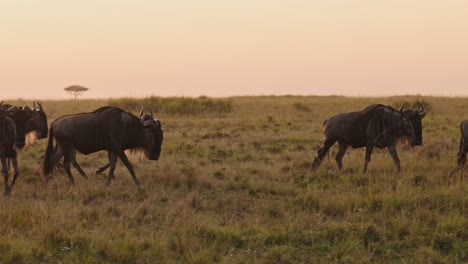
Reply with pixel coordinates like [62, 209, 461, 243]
[1, 0, 467, 99]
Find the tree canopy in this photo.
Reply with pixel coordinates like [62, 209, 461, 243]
[64, 85, 89, 100]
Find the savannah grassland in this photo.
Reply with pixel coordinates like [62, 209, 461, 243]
[1, 96, 467, 263]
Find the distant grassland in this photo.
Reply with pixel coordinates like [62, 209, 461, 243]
[1, 96, 467, 263]
[109, 96, 233, 115]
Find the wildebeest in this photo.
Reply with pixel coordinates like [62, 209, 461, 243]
[450, 120, 468, 175]
[0, 101, 48, 149]
[26, 101, 48, 141]
[43, 106, 163, 185]
[457, 120, 468, 167]
[0, 102, 19, 195]
[312, 103, 426, 173]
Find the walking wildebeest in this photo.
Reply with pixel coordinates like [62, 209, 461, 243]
[0, 103, 19, 195]
[312, 103, 426, 174]
[42, 106, 163, 185]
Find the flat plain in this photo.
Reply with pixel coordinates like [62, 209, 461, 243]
[0, 96, 466, 263]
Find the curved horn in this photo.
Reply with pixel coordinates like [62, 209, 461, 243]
[33, 101, 37, 108]
[399, 103, 407, 112]
[37, 101, 43, 110]
[417, 101, 425, 113]
[150, 110, 153, 117]
[7, 106, 17, 113]
[139, 106, 144, 117]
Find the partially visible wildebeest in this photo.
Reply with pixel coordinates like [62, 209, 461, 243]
[26, 101, 48, 142]
[312, 103, 426, 174]
[457, 120, 468, 167]
[0, 101, 48, 148]
[43, 106, 163, 185]
[0, 102, 19, 195]
[451, 120, 468, 175]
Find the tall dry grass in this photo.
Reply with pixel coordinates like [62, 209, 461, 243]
[0, 96, 466, 263]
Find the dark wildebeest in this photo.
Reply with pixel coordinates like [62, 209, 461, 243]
[42, 106, 163, 185]
[457, 120, 468, 167]
[0, 103, 19, 195]
[450, 120, 468, 176]
[26, 101, 48, 141]
[312, 103, 426, 174]
[0, 101, 48, 149]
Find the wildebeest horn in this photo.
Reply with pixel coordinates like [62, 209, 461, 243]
[399, 103, 407, 112]
[150, 110, 153, 117]
[417, 101, 424, 114]
[139, 106, 144, 117]
[7, 106, 17, 112]
[37, 101, 43, 110]
[33, 101, 37, 108]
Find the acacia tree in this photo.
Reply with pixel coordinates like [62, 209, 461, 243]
[64, 85, 89, 100]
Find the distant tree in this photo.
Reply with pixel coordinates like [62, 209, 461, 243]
[64, 85, 89, 100]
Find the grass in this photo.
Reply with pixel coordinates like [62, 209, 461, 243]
[1, 96, 467, 263]
[108, 96, 233, 115]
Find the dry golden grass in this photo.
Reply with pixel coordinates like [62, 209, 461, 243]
[1, 96, 467, 263]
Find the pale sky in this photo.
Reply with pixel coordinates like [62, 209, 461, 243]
[1, 0, 467, 99]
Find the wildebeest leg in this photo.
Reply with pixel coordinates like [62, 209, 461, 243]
[96, 151, 113, 174]
[312, 138, 336, 171]
[456, 139, 467, 168]
[1, 157, 10, 195]
[70, 149, 87, 179]
[10, 156, 19, 190]
[335, 143, 348, 170]
[6, 158, 11, 174]
[62, 145, 75, 184]
[106, 152, 118, 186]
[388, 144, 401, 172]
[115, 151, 140, 185]
[363, 144, 374, 174]
[96, 163, 111, 174]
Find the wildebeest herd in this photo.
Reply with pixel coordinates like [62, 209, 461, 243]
[0, 101, 466, 195]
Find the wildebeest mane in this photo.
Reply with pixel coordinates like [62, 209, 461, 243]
[366, 105, 406, 145]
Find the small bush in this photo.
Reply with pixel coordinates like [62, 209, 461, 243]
[293, 102, 311, 112]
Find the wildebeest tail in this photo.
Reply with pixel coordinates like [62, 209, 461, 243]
[42, 125, 56, 177]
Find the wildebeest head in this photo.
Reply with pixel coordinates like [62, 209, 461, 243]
[400, 102, 426, 146]
[140, 107, 163, 160]
[8, 105, 35, 149]
[26, 101, 48, 139]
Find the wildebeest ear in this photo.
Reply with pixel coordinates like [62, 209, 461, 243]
[139, 106, 144, 117]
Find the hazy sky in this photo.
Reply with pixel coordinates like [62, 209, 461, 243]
[1, 0, 467, 99]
